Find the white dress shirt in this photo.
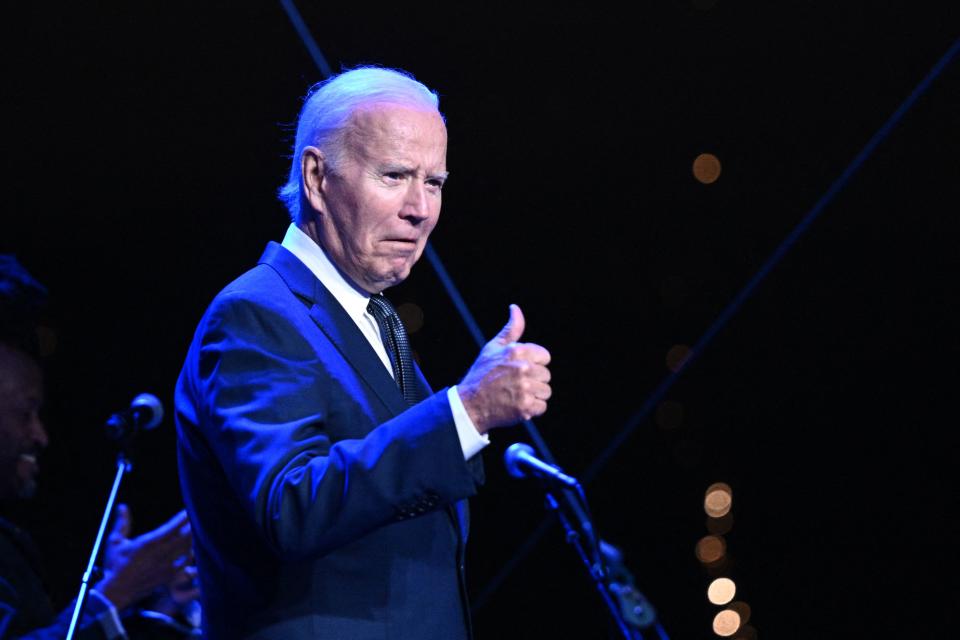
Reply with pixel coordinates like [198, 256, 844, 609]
[281, 224, 489, 459]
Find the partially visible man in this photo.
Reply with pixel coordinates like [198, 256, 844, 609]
[0, 255, 198, 639]
[176, 66, 552, 639]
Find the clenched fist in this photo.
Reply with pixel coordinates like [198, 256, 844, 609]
[457, 304, 552, 433]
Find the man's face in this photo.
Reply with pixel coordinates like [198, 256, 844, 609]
[0, 345, 48, 501]
[313, 103, 448, 293]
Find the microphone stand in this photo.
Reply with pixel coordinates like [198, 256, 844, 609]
[66, 395, 162, 638]
[65, 452, 131, 639]
[542, 483, 643, 640]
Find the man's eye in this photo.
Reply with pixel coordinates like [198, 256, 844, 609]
[384, 172, 404, 181]
[427, 179, 445, 191]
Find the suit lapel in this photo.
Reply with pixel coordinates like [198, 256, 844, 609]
[258, 242, 408, 417]
[258, 242, 468, 544]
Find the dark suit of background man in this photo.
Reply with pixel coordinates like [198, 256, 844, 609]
[175, 66, 553, 639]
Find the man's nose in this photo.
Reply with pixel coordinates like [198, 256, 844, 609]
[401, 180, 432, 221]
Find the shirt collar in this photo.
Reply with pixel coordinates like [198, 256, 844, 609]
[280, 224, 371, 321]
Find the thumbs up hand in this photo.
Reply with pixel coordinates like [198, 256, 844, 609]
[457, 304, 552, 433]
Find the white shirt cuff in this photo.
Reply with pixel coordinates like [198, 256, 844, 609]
[448, 386, 489, 459]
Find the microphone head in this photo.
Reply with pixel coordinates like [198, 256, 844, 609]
[131, 393, 164, 430]
[504, 442, 534, 479]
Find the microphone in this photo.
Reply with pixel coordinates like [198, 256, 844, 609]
[504, 443, 579, 489]
[105, 393, 164, 440]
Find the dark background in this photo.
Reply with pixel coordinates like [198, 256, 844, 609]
[3, 2, 959, 638]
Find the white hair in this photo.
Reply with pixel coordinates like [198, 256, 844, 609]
[278, 66, 442, 224]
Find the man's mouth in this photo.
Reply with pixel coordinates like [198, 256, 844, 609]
[383, 238, 419, 252]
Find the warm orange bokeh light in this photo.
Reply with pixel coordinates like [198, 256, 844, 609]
[696, 535, 726, 564]
[705, 482, 733, 518]
[712, 609, 741, 636]
[707, 577, 736, 605]
[693, 153, 722, 184]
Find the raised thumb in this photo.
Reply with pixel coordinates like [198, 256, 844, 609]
[494, 304, 525, 345]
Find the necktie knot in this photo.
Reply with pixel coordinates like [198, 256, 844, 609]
[367, 294, 419, 405]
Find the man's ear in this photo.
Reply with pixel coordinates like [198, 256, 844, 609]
[301, 146, 327, 214]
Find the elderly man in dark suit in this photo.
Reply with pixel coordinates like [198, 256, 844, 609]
[175, 66, 552, 639]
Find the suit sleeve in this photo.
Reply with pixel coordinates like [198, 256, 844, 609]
[178, 291, 482, 560]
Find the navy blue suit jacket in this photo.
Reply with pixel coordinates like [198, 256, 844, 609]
[175, 243, 483, 639]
